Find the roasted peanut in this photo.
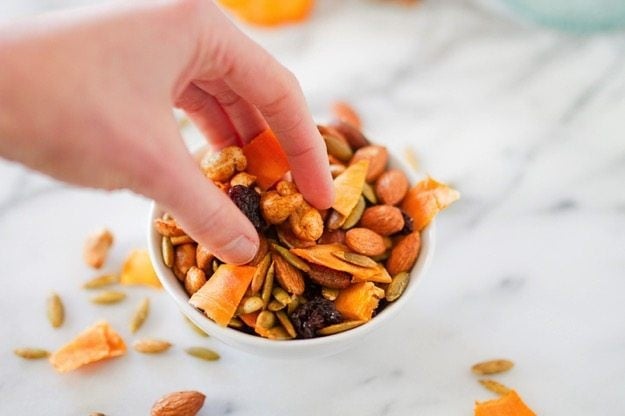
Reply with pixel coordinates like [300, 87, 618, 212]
[260, 191, 303, 224]
[289, 202, 324, 242]
[200, 146, 247, 182]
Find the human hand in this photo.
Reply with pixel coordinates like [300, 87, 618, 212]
[0, 0, 333, 264]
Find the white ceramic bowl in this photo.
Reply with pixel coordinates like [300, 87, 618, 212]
[147, 151, 435, 358]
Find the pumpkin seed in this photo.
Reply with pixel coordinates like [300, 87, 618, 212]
[323, 133, 353, 162]
[371, 251, 390, 262]
[184, 316, 209, 337]
[256, 310, 276, 329]
[185, 346, 220, 361]
[133, 339, 171, 354]
[228, 317, 244, 329]
[326, 209, 347, 230]
[341, 196, 366, 230]
[170, 235, 194, 246]
[272, 287, 291, 305]
[90, 413, 106, 416]
[267, 300, 286, 311]
[362, 182, 377, 204]
[47, 292, 64, 328]
[161, 236, 174, 268]
[478, 379, 512, 395]
[471, 359, 514, 375]
[271, 243, 310, 272]
[261, 262, 275, 306]
[287, 295, 301, 314]
[264, 326, 293, 340]
[250, 253, 271, 295]
[90, 290, 126, 305]
[332, 250, 378, 268]
[317, 320, 366, 336]
[82, 274, 119, 289]
[385, 272, 410, 302]
[130, 297, 150, 334]
[321, 287, 339, 301]
[239, 296, 264, 314]
[275, 311, 297, 338]
[14, 347, 50, 359]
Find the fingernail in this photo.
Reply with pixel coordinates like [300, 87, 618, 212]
[219, 235, 258, 265]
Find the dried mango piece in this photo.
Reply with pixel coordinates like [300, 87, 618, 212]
[219, 0, 315, 27]
[49, 321, 126, 373]
[120, 249, 162, 289]
[474, 390, 536, 416]
[242, 129, 290, 190]
[332, 159, 369, 217]
[401, 177, 459, 231]
[334, 282, 385, 321]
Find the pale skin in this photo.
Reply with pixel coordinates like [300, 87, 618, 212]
[0, 0, 334, 264]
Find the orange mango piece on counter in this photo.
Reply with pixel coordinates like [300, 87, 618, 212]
[401, 177, 460, 231]
[49, 321, 126, 373]
[242, 129, 291, 190]
[334, 282, 385, 321]
[474, 390, 536, 416]
[332, 159, 369, 217]
[120, 249, 162, 289]
[189, 264, 256, 326]
[219, 0, 315, 27]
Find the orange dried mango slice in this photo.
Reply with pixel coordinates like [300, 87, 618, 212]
[334, 282, 385, 321]
[291, 243, 391, 283]
[49, 321, 126, 373]
[242, 129, 290, 190]
[401, 177, 459, 231]
[332, 159, 369, 217]
[219, 0, 315, 27]
[120, 249, 162, 289]
[474, 390, 536, 416]
[189, 264, 256, 326]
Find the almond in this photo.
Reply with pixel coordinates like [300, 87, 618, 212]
[151, 391, 205, 416]
[331, 101, 362, 129]
[386, 231, 421, 275]
[329, 120, 370, 150]
[273, 253, 305, 295]
[307, 263, 351, 289]
[173, 243, 197, 282]
[375, 169, 409, 205]
[318, 229, 346, 245]
[359, 205, 404, 236]
[195, 244, 214, 273]
[345, 228, 386, 256]
[350, 145, 388, 182]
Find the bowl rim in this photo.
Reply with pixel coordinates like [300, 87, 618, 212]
[147, 149, 436, 352]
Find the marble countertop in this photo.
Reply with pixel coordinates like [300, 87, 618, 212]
[2, 0, 625, 414]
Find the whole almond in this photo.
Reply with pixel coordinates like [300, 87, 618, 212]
[331, 101, 362, 129]
[83, 228, 114, 269]
[173, 243, 197, 281]
[329, 121, 370, 150]
[184, 267, 207, 296]
[359, 205, 404, 236]
[375, 169, 409, 205]
[151, 391, 205, 416]
[307, 263, 351, 289]
[345, 228, 386, 257]
[350, 145, 388, 182]
[273, 254, 305, 295]
[195, 244, 214, 273]
[386, 231, 421, 275]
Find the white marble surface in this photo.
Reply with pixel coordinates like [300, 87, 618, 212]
[2, 0, 625, 414]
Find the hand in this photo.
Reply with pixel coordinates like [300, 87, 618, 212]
[0, 0, 333, 264]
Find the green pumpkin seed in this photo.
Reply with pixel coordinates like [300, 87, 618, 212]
[90, 413, 106, 416]
[47, 292, 64, 329]
[371, 251, 390, 262]
[133, 338, 171, 354]
[261, 262, 275, 306]
[287, 295, 301, 315]
[184, 316, 209, 337]
[321, 287, 339, 301]
[185, 347, 220, 361]
[264, 326, 293, 340]
[239, 296, 264, 314]
[317, 320, 366, 336]
[250, 253, 271, 295]
[267, 300, 286, 311]
[275, 311, 297, 338]
[362, 182, 377, 204]
[91, 290, 126, 305]
[256, 310, 276, 329]
[272, 287, 291, 305]
[323, 134, 353, 162]
[385, 272, 410, 302]
[161, 236, 174, 268]
[14, 348, 50, 359]
[478, 379, 512, 395]
[82, 274, 119, 289]
[271, 243, 310, 272]
[130, 297, 150, 333]
[332, 250, 378, 268]
[228, 317, 244, 329]
[341, 196, 366, 230]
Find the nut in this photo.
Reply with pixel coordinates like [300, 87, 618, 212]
[276, 180, 298, 196]
[350, 145, 388, 182]
[184, 267, 207, 295]
[386, 231, 421, 276]
[173, 243, 197, 281]
[359, 205, 404, 236]
[331, 101, 362, 129]
[230, 171, 256, 187]
[289, 201, 324, 242]
[375, 169, 409, 205]
[306, 263, 351, 289]
[323, 133, 353, 162]
[273, 253, 305, 295]
[345, 228, 386, 256]
[195, 245, 213, 273]
[151, 391, 205, 416]
[328, 120, 370, 150]
[261, 191, 303, 224]
[200, 146, 246, 182]
[153, 218, 186, 237]
[318, 229, 346, 245]
[83, 228, 114, 269]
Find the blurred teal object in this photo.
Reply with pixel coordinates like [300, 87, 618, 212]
[501, 0, 625, 32]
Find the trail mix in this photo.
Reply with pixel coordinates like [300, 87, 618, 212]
[154, 107, 458, 339]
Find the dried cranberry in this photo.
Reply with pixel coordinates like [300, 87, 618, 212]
[399, 210, 414, 235]
[228, 185, 266, 230]
[290, 297, 342, 339]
